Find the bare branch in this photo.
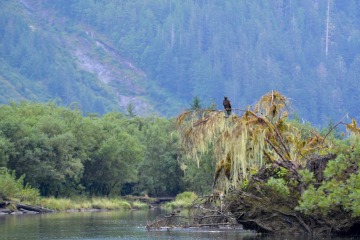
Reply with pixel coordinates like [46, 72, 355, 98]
[265, 138, 286, 161]
[322, 114, 348, 144]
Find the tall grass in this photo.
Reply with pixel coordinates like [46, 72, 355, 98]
[32, 197, 133, 211]
[131, 201, 148, 210]
[165, 192, 198, 209]
[91, 198, 131, 210]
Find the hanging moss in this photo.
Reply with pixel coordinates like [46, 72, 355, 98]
[177, 90, 324, 189]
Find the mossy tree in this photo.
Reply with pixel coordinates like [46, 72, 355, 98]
[177, 90, 325, 189]
[176, 90, 360, 235]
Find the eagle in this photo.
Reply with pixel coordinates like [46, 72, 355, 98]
[223, 96, 232, 115]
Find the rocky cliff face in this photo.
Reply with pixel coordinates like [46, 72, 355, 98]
[17, 0, 152, 116]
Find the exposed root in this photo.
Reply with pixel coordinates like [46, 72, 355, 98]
[228, 154, 360, 235]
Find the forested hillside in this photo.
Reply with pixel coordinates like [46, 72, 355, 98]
[0, 0, 156, 116]
[42, 0, 360, 124]
[2, 0, 360, 123]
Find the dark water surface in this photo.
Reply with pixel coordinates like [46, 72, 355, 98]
[0, 209, 359, 240]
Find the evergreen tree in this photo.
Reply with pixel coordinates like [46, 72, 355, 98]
[188, 96, 203, 110]
[125, 102, 137, 118]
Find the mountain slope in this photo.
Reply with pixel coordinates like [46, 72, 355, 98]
[42, 0, 360, 125]
[0, 0, 165, 115]
[2, 0, 360, 124]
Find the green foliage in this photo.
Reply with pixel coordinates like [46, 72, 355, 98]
[181, 147, 216, 195]
[175, 191, 198, 201]
[288, 115, 321, 140]
[320, 118, 342, 140]
[0, 167, 39, 202]
[125, 102, 137, 118]
[136, 117, 184, 197]
[91, 198, 132, 210]
[165, 191, 198, 209]
[130, 200, 148, 210]
[297, 143, 360, 217]
[188, 96, 203, 111]
[206, 98, 218, 111]
[274, 167, 288, 178]
[242, 180, 249, 189]
[37, 197, 132, 211]
[0, 100, 188, 197]
[266, 177, 290, 198]
[298, 169, 315, 184]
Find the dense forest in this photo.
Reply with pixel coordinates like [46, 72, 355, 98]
[1, 0, 360, 124]
[0, 100, 217, 198]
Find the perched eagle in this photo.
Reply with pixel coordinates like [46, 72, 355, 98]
[223, 96, 232, 115]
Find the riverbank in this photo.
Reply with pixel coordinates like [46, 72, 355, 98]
[0, 192, 196, 215]
[0, 197, 150, 215]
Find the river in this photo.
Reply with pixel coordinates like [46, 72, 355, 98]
[0, 209, 358, 240]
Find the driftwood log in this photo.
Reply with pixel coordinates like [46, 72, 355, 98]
[227, 154, 360, 235]
[0, 200, 53, 214]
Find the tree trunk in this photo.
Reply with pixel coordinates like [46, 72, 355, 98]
[1, 200, 53, 213]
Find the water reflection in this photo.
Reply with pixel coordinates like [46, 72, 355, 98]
[0, 209, 358, 240]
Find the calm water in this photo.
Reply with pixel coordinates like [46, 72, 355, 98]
[0, 209, 358, 240]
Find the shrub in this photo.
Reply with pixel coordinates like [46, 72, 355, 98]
[266, 177, 290, 198]
[0, 167, 39, 202]
[131, 200, 148, 210]
[165, 192, 198, 209]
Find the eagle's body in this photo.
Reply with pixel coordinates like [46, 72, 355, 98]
[223, 96, 232, 115]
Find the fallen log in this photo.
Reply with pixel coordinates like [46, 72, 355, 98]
[3, 201, 53, 213]
[0, 208, 11, 214]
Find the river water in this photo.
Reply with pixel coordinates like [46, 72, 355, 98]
[0, 209, 358, 240]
